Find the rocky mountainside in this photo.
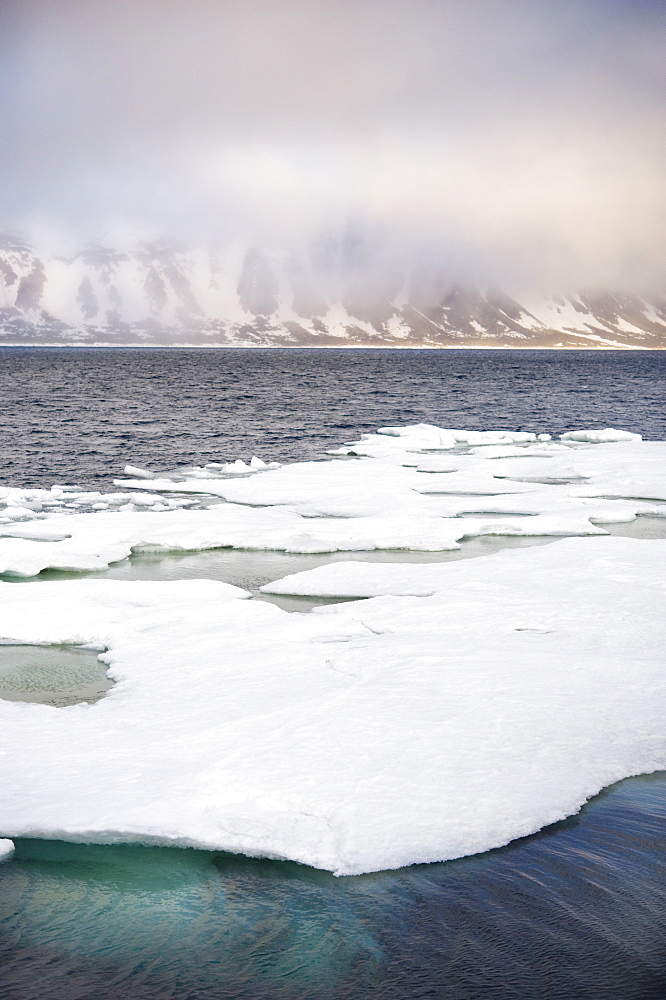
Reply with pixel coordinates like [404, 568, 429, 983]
[0, 236, 664, 348]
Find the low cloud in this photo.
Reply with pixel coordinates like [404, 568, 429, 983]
[1, 0, 664, 291]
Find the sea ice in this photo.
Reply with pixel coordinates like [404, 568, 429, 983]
[560, 429, 642, 443]
[0, 427, 664, 575]
[123, 465, 156, 479]
[0, 487, 659, 577]
[0, 839, 14, 862]
[260, 533, 666, 597]
[0, 425, 664, 875]
[0, 537, 663, 875]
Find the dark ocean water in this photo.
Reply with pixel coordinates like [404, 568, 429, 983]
[0, 347, 665, 999]
[1, 773, 665, 1000]
[0, 348, 664, 488]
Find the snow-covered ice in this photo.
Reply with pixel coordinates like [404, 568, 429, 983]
[560, 428, 642, 443]
[0, 425, 664, 875]
[0, 839, 14, 861]
[0, 428, 664, 575]
[0, 538, 663, 875]
[261, 534, 666, 598]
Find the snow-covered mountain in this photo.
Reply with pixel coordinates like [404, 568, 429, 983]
[0, 235, 664, 348]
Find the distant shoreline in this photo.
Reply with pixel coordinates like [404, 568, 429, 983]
[0, 343, 659, 351]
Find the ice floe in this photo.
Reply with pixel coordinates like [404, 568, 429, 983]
[0, 537, 663, 875]
[0, 487, 659, 577]
[0, 427, 664, 575]
[560, 428, 642, 443]
[0, 425, 664, 875]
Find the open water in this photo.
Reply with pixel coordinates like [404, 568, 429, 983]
[0, 347, 664, 488]
[0, 348, 664, 999]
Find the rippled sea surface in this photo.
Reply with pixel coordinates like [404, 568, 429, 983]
[1, 774, 665, 999]
[0, 347, 664, 488]
[0, 347, 665, 998]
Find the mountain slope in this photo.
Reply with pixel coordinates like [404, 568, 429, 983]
[0, 238, 664, 348]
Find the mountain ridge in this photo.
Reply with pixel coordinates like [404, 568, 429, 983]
[0, 238, 664, 349]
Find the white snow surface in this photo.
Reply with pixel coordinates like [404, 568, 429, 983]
[0, 424, 665, 875]
[560, 428, 642, 443]
[0, 839, 14, 861]
[1, 427, 665, 575]
[0, 538, 664, 875]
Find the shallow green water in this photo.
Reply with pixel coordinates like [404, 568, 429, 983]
[1, 529, 664, 997]
[0, 772, 664, 999]
[0, 645, 112, 706]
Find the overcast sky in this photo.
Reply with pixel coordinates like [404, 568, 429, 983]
[1, 0, 664, 290]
